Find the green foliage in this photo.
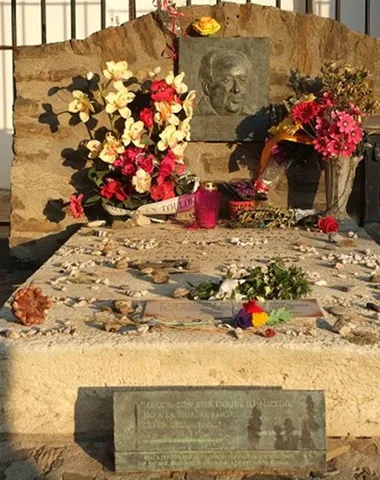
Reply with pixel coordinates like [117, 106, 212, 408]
[267, 308, 293, 326]
[237, 261, 310, 300]
[192, 260, 310, 301]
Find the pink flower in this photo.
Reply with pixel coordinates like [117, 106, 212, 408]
[349, 127, 364, 143]
[69, 193, 84, 218]
[335, 112, 357, 134]
[320, 92, 335, 109]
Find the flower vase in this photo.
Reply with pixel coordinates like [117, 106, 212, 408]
[324, 156, 361, 219]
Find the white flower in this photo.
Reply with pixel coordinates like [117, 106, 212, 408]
[165, 71, 188, 95]
[172, 141, 187, 158]
[87, 72, 95, 80]
[183, 90, 196, 119]
[148, 66, 162, 78]
[98, 133, 125, 164]
[86, 139, 102, 159]
[154, 101, 181, 125]
[132, 168, 151, 193]
[68, 90, 94, 123]
[122, 118, 148, 148]
[178, 118, 191, 141]
[105, 83, 135, 119]
[103, 61, 133, 82]
[157, 125, 186, 152]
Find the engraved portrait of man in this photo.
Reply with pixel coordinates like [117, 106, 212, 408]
[179, 37, 269, 141]
[197, 49, 255, 116]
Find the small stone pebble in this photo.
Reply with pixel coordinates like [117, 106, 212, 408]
[173, 288, 191, 299]
[115, 259, 129, 269]
[6, 329, 20, 339]
[137, 325, 150, 335]
[114, 300, 134, 315]
[332, 317, 354, 336]
[330, 306, 347, 317]
[234, 328, 244, 340]
[315, 280, 327, 286]
[366, 302, 380, 313]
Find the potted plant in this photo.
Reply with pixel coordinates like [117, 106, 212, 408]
[226, 179, 268, 219]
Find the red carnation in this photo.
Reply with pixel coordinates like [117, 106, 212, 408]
[139, 108, 155, 128]
[69, 193, 84, 219]
[317, 215, 339, 234]
[292, 101, 321, 125]
[151, 80, 176, 103]
[150, 181, 175, 201]
[100, 179, 129, 202]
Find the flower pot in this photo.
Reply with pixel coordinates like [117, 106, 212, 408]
[324, 156, 361, 219]
[229, 200, 255, 219]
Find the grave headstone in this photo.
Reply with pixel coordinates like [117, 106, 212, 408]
[114, 387, 326, 474]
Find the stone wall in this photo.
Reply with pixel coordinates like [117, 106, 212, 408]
[11, 2, 380, 263]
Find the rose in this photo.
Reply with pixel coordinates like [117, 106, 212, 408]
[318, 215, 339, 234]
[139, 108, 154, 128]
[137, 153, 155, 175]
[132, 169, 152, 194]
[192, 17, 221, 36]
[69, 193, 84, 218]
[234, 309, 252, 329]
[100, 179, 129, 201]
[151, 80, 176, 103]
[150, 181, 175, 201]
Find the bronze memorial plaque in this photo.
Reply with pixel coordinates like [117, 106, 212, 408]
[114, 387, 326, 474]
[178, 37, 270, 142]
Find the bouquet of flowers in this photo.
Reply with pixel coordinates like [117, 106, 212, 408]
[268, 61, 377, 161]
[67, 61, 198, 218]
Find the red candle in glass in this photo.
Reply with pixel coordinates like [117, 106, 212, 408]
[194, 188, 221, 229]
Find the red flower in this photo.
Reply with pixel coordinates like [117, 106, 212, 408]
[137, 153, 155, 174]
[264, 328, 276, 338]
[158, 150, 176, 184]
[139, 108, 154, 128]
[243, 300, 264, 314]
[151, 80, 176, 103]
[69, 193, 84, 219]
[100, 179, 129, 201]
[318, 215, 339, 234]
[150, 181, 175, 201]
[292, 101, 321, 124]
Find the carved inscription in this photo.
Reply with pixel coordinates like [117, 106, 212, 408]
[114, 388, 326, 473]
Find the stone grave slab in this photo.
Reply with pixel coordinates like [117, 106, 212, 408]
[114, 386, 326, 474]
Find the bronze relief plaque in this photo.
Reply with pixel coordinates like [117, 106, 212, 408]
[179, 37, 270, 142]
[114, 387, 326, 474]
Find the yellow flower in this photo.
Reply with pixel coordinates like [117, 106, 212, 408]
[252, 312, 269, 328]
[183, 90, 196, 119]
[68, 90, 94, 123]
[86, 139, 102, 159]
[165, 72, 188, 95]
[268, 116, 301, 136]
[178, 118, 191, 141]
[103, 61, 132, 82]
[132, 169, 152, 194]
[154, 101, 181, 126]
[157, 125, 186, 152]
[122, 118, 148, 149]
[98, 133, 125, 164]
[105, 83, 135, 119]
[192, 17, 221, 36]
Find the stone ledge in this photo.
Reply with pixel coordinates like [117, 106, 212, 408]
[1, 224, 380, 437]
